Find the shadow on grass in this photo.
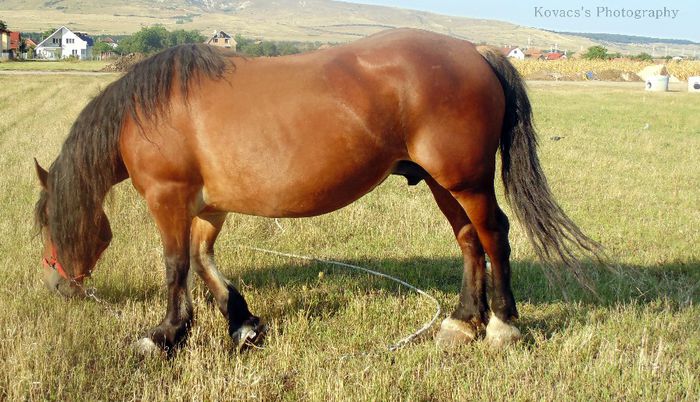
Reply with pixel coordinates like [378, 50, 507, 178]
[88, 255, 699, 342]
[229, 256, 699, 339]
[232, 256, 699, 306]
[87, 278, 162, 305]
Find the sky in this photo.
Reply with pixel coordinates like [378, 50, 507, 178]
[344, 0, 699, 42]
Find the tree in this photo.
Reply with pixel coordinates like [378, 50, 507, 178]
[234, 34, 254, 48]
[128, 26, 169, 54]
[41, 28, 57, 40]
[116, 27, 205, 54]
[583, 45, 609, 60]
[233, 34, 303, 57]
[168, 29, 204, 47]
[277, 42, 300, 56]
[114, 36, 133, 55]
[261, 41, 278, 56]
[18, 33, 27, 54]
[92, 41, 114, 56]
[632, 52, 653, 62]
[0, 20, 7, 31]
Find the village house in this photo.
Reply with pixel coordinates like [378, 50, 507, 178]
[524, 48, 543, 60]
[206, 31, 237, 50]
[500, 46, 525, 60]
[94, 37, 119, 59]
[0, 28, 20, 60]
[100, 37, 118, 49]
[35, 26, 94, 60]
[0, 28, 9, 59]
[545, 52, 567, 61]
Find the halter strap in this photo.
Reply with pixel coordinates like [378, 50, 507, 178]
[41, 245, 80, 281]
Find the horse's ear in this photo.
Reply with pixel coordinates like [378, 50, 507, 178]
[34, 158, 48, 189]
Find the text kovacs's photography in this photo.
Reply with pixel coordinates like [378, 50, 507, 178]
[534, 6, 680, 19]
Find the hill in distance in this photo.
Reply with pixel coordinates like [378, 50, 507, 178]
[2, 0, 699, 55]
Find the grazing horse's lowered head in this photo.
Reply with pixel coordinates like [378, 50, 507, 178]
[34, 159, 112, 297]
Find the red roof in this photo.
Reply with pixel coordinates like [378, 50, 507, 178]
[499, 47, 517, 56]
[9, 31, 20, 50]
[545, 52, 565, 60]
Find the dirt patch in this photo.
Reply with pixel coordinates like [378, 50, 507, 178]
[101, 53, 146, 72]
[524, 69, 642, 82]
[523, 71, 582, 81]
[596, 69, 642, 82]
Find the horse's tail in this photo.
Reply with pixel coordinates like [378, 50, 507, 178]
[476, 46, 604, 290]
[37, 44, 234, 267]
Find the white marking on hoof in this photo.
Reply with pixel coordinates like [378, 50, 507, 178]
[485, 313, 521, 348]
[239, 325, 257, 343]
[134, 338, 160, 356]
[435, 317, 477, 347]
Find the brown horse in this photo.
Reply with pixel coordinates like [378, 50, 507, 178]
[34, 28, 601, 354]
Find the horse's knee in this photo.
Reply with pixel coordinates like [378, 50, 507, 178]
[456, 224, 481, 252]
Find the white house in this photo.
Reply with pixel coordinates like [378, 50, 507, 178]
[500, 47, 525, 60]
[35, 26, 93, 60]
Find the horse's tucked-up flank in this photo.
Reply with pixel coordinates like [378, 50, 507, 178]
[34, 28, 602, 354]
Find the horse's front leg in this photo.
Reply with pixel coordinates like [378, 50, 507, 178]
[135, 191, 195, 356]
[190, 214, 265, 350]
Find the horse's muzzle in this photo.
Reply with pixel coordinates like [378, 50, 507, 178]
[42, 268, 85, 298]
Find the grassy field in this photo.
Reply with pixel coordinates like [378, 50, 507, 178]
[0, 75, 698, 400]
[0, 60, 110, 72]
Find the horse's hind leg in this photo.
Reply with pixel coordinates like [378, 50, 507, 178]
[450, 187, 522, 347]
[190, 214, 265, 349]
[425, 177, 488, 345]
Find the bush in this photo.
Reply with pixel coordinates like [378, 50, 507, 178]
[632, 52, 653, 62]
[583, 45, 610, 60]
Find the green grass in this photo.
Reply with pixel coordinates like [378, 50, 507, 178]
[0, 60, 110, 72]
[0, 76, 698, 400]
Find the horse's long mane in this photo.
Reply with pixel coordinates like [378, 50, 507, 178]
[35, 44, 235, 271]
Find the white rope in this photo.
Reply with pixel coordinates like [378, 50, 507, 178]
[237, 245, 442, 351]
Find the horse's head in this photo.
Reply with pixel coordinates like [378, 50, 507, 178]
[34, 159, 112, 297]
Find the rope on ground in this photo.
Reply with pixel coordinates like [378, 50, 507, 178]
[237, 245, 442, 352]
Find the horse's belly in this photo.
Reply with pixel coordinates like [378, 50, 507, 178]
[201, 152, 396, 218]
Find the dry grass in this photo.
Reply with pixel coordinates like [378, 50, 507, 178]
[0, 76, 698, 401]
[0, 60, 110, 71]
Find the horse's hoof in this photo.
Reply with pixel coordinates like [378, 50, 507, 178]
[435, 317, 477, 347]
[485, 314, 521, 348]
[133, 337, 162, 356]
[232, 317, 268, 352]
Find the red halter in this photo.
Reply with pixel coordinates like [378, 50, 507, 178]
[41, 244, 70, 280]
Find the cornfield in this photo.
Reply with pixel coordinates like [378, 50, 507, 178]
[512, 59, 700, 81]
